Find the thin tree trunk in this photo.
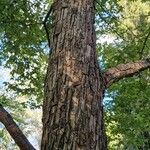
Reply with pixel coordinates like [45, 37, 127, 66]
[0, 105, 35, 150]
[41, 0, 106, 149]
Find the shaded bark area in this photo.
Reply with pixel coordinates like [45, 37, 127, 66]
[0, 104, 35, 150]
[41, 0, 106, 149]
[104, 58, 150, 87]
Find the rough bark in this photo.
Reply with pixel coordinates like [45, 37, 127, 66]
[41, 0, 106, 149]
[0, 104, 35, 150]
[104, 58, 150, 87]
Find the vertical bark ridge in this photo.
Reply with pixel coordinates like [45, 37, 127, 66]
[41, 0, 106, 149]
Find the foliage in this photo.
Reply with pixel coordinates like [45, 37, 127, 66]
[0, 0, 52, 105]
[96, 0, 150, 149]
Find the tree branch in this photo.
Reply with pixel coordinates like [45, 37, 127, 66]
[0, 104, 35, 150]
[103, 58, 150, 87]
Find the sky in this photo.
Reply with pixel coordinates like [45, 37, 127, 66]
[0, 67, 11, 87]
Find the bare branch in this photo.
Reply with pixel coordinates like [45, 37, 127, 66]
[0, 104, 35, 150]
[43, 4, 53, 49]
[103, 58, 150, 87]
[139, 27, 150, 59]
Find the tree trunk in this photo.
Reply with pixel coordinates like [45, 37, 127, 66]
[41, 0, 106, 149]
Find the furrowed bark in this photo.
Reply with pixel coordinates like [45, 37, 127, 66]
[104, 58, 150, 87]
[0, 104, 35, 150]
[41, 0, 106, 149]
